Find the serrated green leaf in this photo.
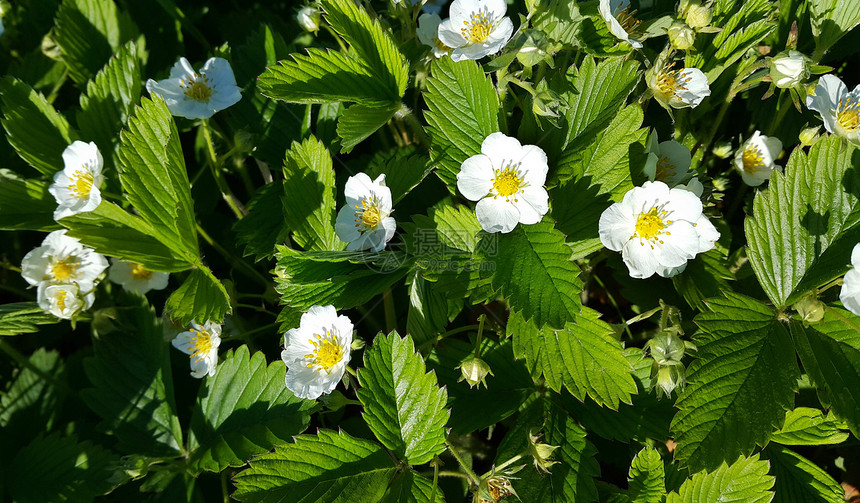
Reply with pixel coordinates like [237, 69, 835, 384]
[672, 291, 799, 473]
[665, 455, 774, 503]
[762, 444, 844, 503]
[790, 306, 860, 437]
[118, 95, 199, 263]
[357, 331, 449, 465]
[281, 136, 341, 252]
[672, 247, 735, 310]
[629, 447, 666, 503]
[508, 308, 636, 408]
[233, 182, 290, 261]
[0, 348, 66, 431]
[382, 470, 445, 503]
[366, 148, 433, 205]
[424, 57, 501, 187]
[10, 433, 124, 503]
[770, 407, 849, 446]
[810, 0, 860, 57]
[63, 201, 191, 272]
[336, 102, 400, 153]
[407, 272, 450, 348]
[81, 296, 183, 457]
[232, 429, 397, 503]
[0, 176, 61, 231]
[0, 302, 60, 336]
[480, 219, 582, 329]
[409, 204, 482, 256]
[188, 345, 315, 474]
[165, 268, 232, 325]
[0, 76, 77, 176]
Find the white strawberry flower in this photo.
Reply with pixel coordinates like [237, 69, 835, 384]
[457, 132, 549, 234]
[417, 13, 452, 58]
[598, 0, 643, 49]
[436, 0, 514, 62]
[335, 173, 397, 252]
[172, 320, 222, 378]
[108, 258, 169, 295]
[281, 305, 353, 400]
[297, 6, 320, 33]
[733, 130, 783, 187]
[146, 57, 242, 119]
[21, 230, 108, 293]
[647, 62, 711, 109]
[769, 50, 809, 89]
[840, 243, 860, 315]
[643, 134, 693, 187]
[37, 283, 94, 320]
[806, 74, 860, 145]
[598, 181, 719, 279]
[48, 141, 104, 220]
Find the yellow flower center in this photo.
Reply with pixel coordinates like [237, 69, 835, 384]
[182, 75, 213, 102]
[56, 290, 67, 312]
[68, 169, 94, 199]
[433, 35, 452, 52]
[655, 66, 691, 101]
[131, 263, 153, 280]
[49, 258, 78, 282]
[616, 5, 641, 33]
[491, 165, 524, 199]
[354, 196, 384, 233]
[461, 11, 493, 43]
[742, 145, 765, 172]
[190, 329, 215, 362]
[655, 155, 677, 181]
[304, 331, 344, 372]
[634, 206, 672, 247]
[837, 98, 860, 132]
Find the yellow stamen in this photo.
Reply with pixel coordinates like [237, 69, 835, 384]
[461, 11, 493, 43]
[49, 259, 77, 282]
[190, 329, 215, 362]
[304, 331, 343, 372]
[131, 263, 153, 281]
[183, 76, 213, 102]
[354, 196, 384, 233]
[742, 145, 765, 173]
[68, 169, 94, 199]
[654, 155, 677, 181]
[837, 109, 860, 132]
[56, 290, 67, 312]
[634, 206, 668, 244]
[491, 165, 525, 199]
[615, 5, 641, 33]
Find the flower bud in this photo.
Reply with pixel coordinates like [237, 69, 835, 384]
[457, 356, 493, 389]
[711, 140, 734, 159]
[769, 50, 809, 89]
[319, 390, 351, 411]
[528, 429, 560, 473]
[648, 331, 686, 366]
[793, 294, 825, 323]
[668, 21, 695, 51]
[297, 6, 320, 33]
[532, 80, 563, 120]
[685, 3, 712, 29]
[655, 364, 686, 397]
[799, 125, 821, 147]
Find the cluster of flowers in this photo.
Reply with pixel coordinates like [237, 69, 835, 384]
[416, 0, 513, 61]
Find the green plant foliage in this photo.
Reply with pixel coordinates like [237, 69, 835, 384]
[763, 444, 844, 503]
[336, 102, 401, 153]
[628, 447, 667, 503]
[0, 348, 66, 431]
[770, 407, 850, 445]
[187, 345, 315, 474]
[232, 429, 398, 503]
[0, 302, 60, 336]
[365, 148, 433, 204]
[0, 177, 59, 231]
[666, 455, 774, 503]
[381, 470, 445, 503]
[672, 292, 799, 473]
[810, 0, 860, 57]
[233, 182, 291, 261]
[356, 331, 449, 465]
[164, 268, 232, 325]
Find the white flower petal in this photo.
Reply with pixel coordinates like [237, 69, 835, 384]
[840, 267, 860, 315]
[476, 196, 519, 233]
[437, 19, 466, 48]
[417, 13, 442, 47]
[599, 203, 636, 251]
[518, 145, 549, 186]
[654, 221, 699, 267]
[518, 185, 549, 218]
[481, 132, 522, 166]
[622, 238, 661, 279]
[457, 154, 495, 200]
[692, 214, 720, 254]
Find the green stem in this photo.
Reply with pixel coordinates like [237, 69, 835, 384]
[418, 324, 481, 350]
[491, 453, 524, 474]
[444, 439, 480, 487]
[195, 223, 270, 287]
[436, 470, 471, 480]
[323, 25, 348, 52]
[768, 92, 792, 136]
[383, 289, 396, 333]
[591, 274, 632, 339]
[201, 119, 245, 220]
[220, 471, 229, 503]
[473, 315, 486, 358]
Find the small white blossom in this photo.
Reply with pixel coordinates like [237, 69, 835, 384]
[281, 305, 353, 400]
[21, 230, 108, 293]
[457, 132, 549, 234]
[643, 134, 693, 187]
[48, 141, 104, 220]
[108, 258, 169, 295]
[647, 62, 711, 109]
[335, 173, 397, 252]
[417, 13, 452, 58]
[598, 181, 719, 279]
[297, 6, 320, 32]
[769, 50, 808, 89]
[598, 0, 643, 49]
[840, 243, 860, 315]
[172, 321, 222, 378]
[667, 21, 695, 51]
[733, 130, 783, 187]
[437, 0, 513, 62]
[37, 283, 94, 320]
[146, 57, 242, 119]
[806, 74, 860, 145]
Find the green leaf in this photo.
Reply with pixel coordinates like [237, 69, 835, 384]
[54, 0, 138, 84]
[165, 268, 232, 325]
[382, 470, 445, 503]
[508, 308, 636, 408]
[0, 77, 77, 176]
[81, 296, 183, 457]
[366, 148, 433, 205]
[10, 433, 124, 503]
[357, 331, 449, 465]
[76, 41, 142, 172]
[336, 102, 400, 153]
[281, 136, 341, 252]
[63, 201, 192, 272]
[321, 0, 408, 98]
[790, 306, 860, 437]
[118, 95, 199, 264]
[407, 272, 450, 348]
[628, 447, 666, 503]
[666, 455, 774, 503]
[0, 176, 60, 231]
[481, 219, 582, 329]
[810, 0, 860, 57]
[410, 204, 482, 255]
[232, 429, 397, 503]
[424, 57, 501, 186]
[672, 247, 735, 310]
[0, 348, 66, 431]
[233, 182, 290, 261]
[762, 444, 844, 503]
[672, 291, 800, 473]
[188, 345, 315, 474]
[0, 302, 60, 336]
[770, 407, 849, 446]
